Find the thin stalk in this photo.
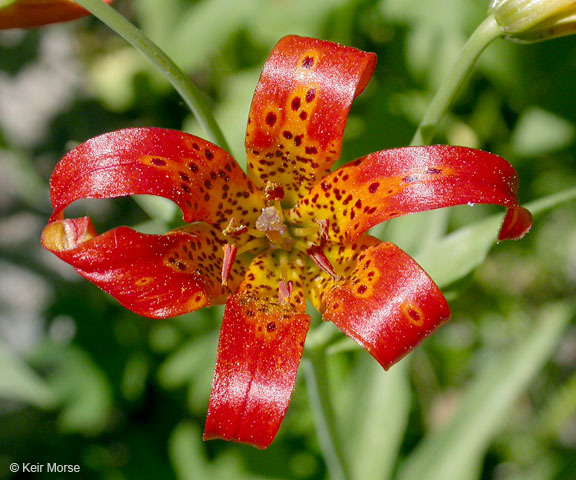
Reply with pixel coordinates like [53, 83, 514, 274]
[303, 348, 350, 480]
[411, 15, 502, 146]
[74, 0, 230, 152]
[395, 15, 503, 251]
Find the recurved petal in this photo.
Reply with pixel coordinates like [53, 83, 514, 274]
[0, 0, 112, 29]
[246, 35, 376, 207]
[49, 128, 264, 230]
[42, 219, 245, 318]
[291, 145, 532, 243]
[321, 241, 450, 370]
[204, 253, 310, 449]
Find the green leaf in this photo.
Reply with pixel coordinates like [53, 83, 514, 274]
[133, 195, 177, 225]
[0, 339, 56, 408]
[397, 301, 573, 480]
[165, 0, 260, 72]
[511, 107, 576, 157]
[168, 422, 210, 480]
[347, 357, 411, 480]
[415, 187, 576, 288]
[0, 0, 17, 9]
[248, 0, 350, 43]
[37, 345, 113, 435]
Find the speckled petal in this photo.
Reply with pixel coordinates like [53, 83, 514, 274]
[305, 234, 381, 312]
[245, 35, 376, 207]
[204, 253, 310, 449]
[41, 219, 245, 318]
[49, 128, 264, 230]
[290, 145, 532, 243]
[321, 241, 450, 370]
[0, 0, 112, 29]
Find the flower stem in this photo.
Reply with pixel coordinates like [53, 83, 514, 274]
[73, 0, 231, 152]
[410, 15, 502, 146]
[303, 347, 350, 480]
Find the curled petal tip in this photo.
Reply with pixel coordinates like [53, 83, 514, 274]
[41, 217, 96, 252]
[0, 0, 113, 29]
[498, 206, 533, 242]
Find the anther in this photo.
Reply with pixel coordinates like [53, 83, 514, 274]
[222, 217, 248, 237]
[306, 245, 341, 281]
[278, 280, 293, 304]
[221, 244, 238, 286]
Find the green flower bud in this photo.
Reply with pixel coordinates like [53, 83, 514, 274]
[489, 0, 576, 42]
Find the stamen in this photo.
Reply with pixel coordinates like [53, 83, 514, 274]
[222, 217, 248, 237]
[291, 225, 319, 237]
[237, 238, 268, 255]
[306, 245, 341, 281]
[278, 280, 293, 304]
[247, 228, 266, 238]
[221, 243, 238, 286]
[278, 251, 289, 282]
[316, 219, 330, 245]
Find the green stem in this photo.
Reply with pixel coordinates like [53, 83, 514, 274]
[410, 15, 502, 146]
[74, 0, 230, 152]
[303, 348, 349, 480]
[384, 15, 503, 251]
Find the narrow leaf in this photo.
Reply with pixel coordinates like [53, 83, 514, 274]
[0, 340, 56, 408]
[398, 301, 573, 480]
[348, 358, 411, 480]
[415, 187, 576, 288]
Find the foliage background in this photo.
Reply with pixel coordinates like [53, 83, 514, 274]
[0, 0, 575, 479]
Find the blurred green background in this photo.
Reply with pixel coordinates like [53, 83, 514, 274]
[0, 0, 575, 479]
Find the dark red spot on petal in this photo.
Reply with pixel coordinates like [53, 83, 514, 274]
[369, 182, 380, 193]
[306, 88, 316, 103]
[357, 285, 367, 294]
[266, 322, 276, 332]
[205, 149, 214, 160]
[283, 131, 293, 139]
[302, 56, 314, 68]
[291, 97, 301, 111]
[265, 112, 277, 126]
[151, 158, 166, 166]
[299, 111, 308, 120]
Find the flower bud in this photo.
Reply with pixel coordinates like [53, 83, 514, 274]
[0, 0, 112, 30]
[489, 0, 576, 42]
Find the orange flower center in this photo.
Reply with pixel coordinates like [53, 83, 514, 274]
[220, 182, 337, 289]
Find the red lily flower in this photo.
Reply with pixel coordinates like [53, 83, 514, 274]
[41, 36, 532, 449]
[0, 0, 112, 29]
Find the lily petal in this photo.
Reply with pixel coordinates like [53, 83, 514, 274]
[204, 253, 310, 449]
[49, 128, 264, 229]
[305, 234, 382, 312]
[0, 0, 112, 29]
[321, 241, 450, 370]
[42, 219, 244, 318]
[291, 145, 532, 242]
[246, 35, 376, 207]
